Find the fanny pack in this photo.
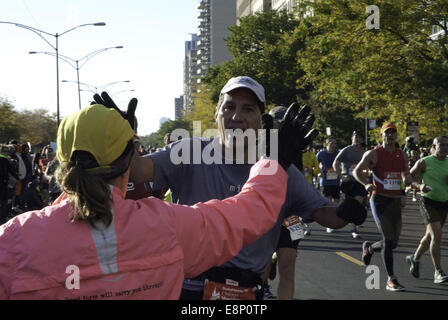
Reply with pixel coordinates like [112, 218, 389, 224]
[202, 267, 263, 300]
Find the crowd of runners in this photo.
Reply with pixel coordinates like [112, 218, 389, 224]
[0, 76, 446, 300]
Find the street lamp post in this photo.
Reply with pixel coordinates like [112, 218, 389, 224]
[30, 46, 124, 109]
[0, 21, 106, 126]
[64, 80, 131, 95]
[64, 79, 131, 93]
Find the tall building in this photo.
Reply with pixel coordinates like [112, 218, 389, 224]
[430, 23, 447, 40]
[237, 0, 271, 22]
[196, 0, 236, 78]
[183, 34, 199, 111]
[271, 0, 296, 12]
[174, 95, 184, 120]
[182, 0, 237, 112]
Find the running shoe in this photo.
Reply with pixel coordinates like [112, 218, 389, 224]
[434, 270, 448, 284]
[352, 231, 360, 239]
[261, 284, 277, 300]
[304, 226, 311, 235]
[405, 255, 420, 278]
[386, 278, 405, 292]
[326, 228, 334, 233]
[362, 241, 373, 266]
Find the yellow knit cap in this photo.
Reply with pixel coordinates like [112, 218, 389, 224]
[57, 104, 135, 167]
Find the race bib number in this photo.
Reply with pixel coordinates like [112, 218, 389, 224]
[282, 215, 304, 241]
[326, 169, 338, 180]
[202, 280, 256, 300]
[384, 171, 402, 190]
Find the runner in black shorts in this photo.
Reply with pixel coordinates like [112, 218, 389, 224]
[407, 136, 448, 284]
[317, 137, 341, 233]
[263, 214, 303, 300]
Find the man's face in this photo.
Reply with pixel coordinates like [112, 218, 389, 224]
[216, 88, 262, 145]
[352, 135, 363, 146]
[433, 138, 448, 157]
[46, 148, 55, 160]
[382, 128, 397, 144]
[327, 139, 337, 152]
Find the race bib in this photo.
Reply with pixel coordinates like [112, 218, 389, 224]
[326, 169, 338, 180]
[383, 171, 402, 190]
[202, 280, 256, 300]
[282, 215, 304, 241]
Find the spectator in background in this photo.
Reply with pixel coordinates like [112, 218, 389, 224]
[164, 132, 175, 146]
[38, 145, 54, 205]
[5, 145, 19, 215]
[32, 151, 41, 177]
[403, 136, 419, 155]
[23, 177, 44, 211]
[21, 144, 33, 186]
[0, 145, 18, 224]
[138, 144, 148, 155]
[10, 143, 26, 213]
[45, 158, 61, 204]
[317, 136, 341, 233]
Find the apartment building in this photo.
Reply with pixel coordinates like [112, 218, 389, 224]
[181, 0, 236, 111]
[183, 33, 199, 111]
[196, 0, 236, 76]
[237, 0, 271, 22]
[430, 22, 447, 40]
[174, 95, 184, 120]
[271, 0, 296, 12]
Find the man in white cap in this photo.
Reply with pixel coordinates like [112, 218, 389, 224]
[128, 76, 367, 300]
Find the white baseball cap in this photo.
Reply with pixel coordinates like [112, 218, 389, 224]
[220, 76, 266, 112]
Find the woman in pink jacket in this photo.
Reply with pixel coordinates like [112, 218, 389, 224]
[0, 102, 287, 300]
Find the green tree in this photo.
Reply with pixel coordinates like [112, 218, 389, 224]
[184, 84, 217, 134]
[0, 98, 20, 143]
[201, 8, 362, 143]
[141, 119, 191, 148]
[16, 109, 57, 148]
[203, 9, 310, 106]
[0, 98, 57, 148]
[140, 132, 161, 150]
[297, 0, 448, 143]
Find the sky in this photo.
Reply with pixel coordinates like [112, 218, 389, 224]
[0, 0, 199, 136]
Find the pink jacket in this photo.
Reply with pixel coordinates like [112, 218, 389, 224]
[0, 159, 286, 300]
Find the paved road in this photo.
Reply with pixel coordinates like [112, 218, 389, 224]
[270, 194, 448, 300]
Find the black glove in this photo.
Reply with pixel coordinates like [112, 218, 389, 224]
[336, 198, 367, 225]
[92, 91, 138, 131]
[261, 103, 318, 170]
